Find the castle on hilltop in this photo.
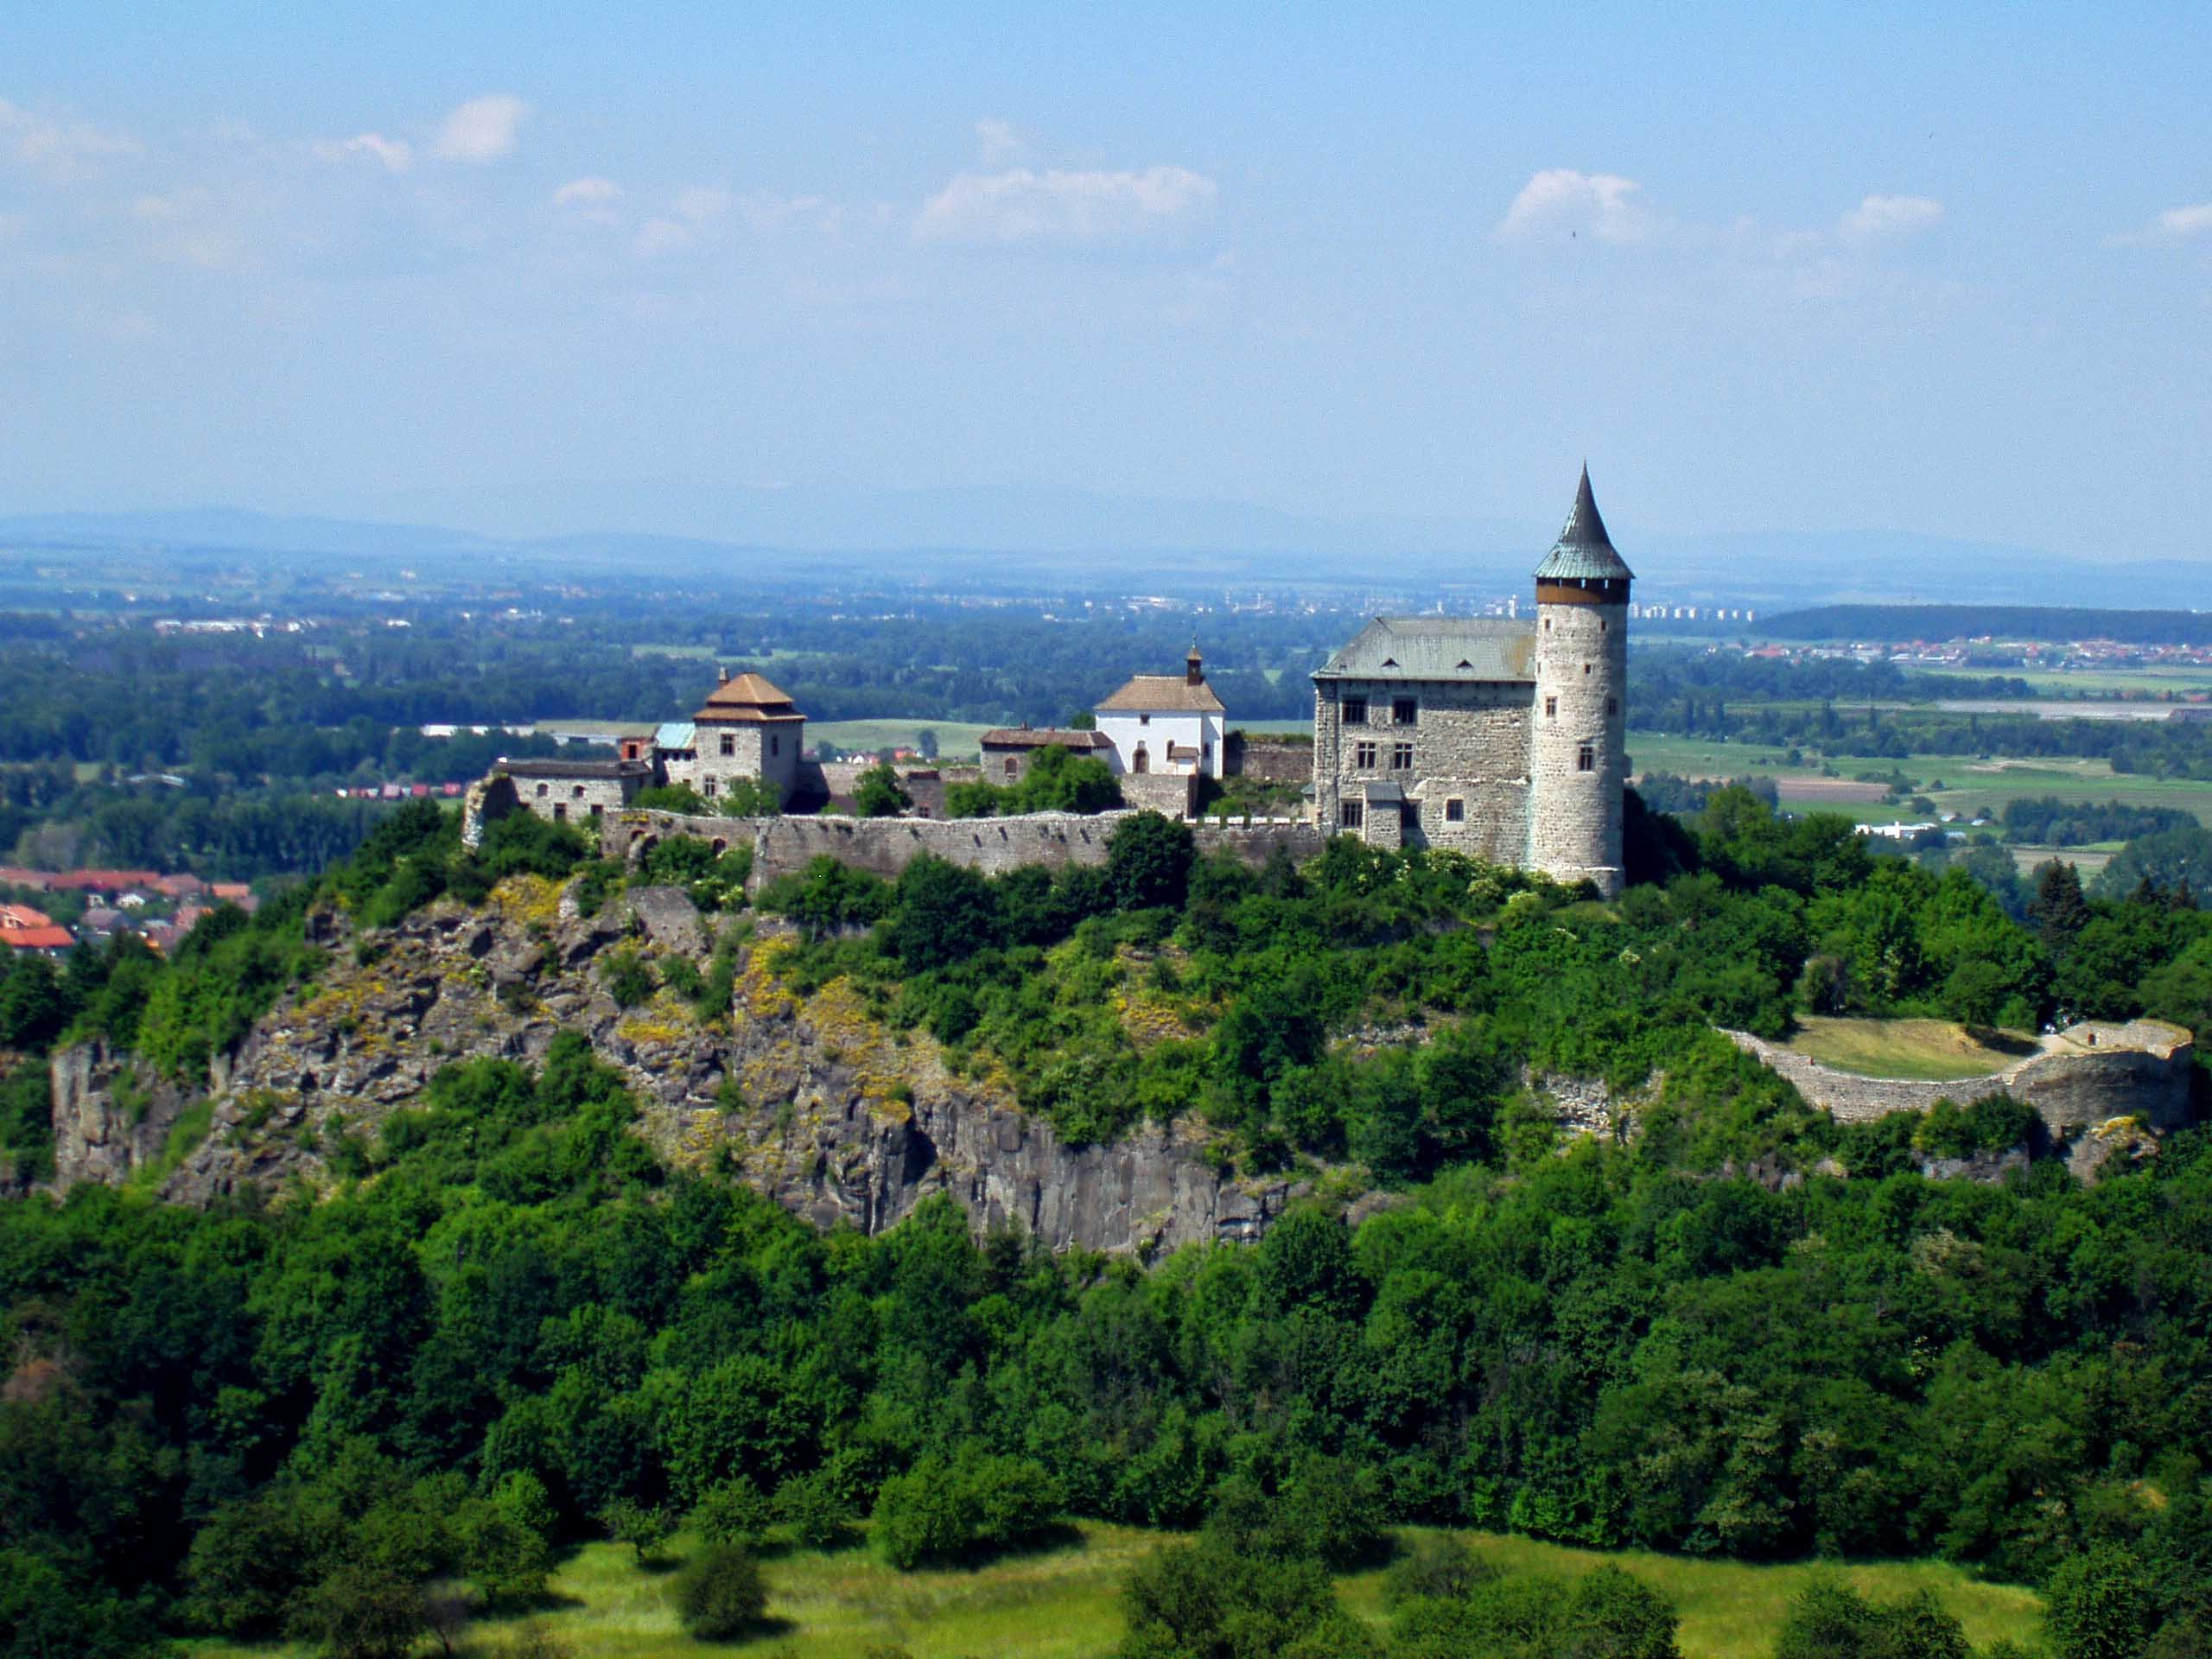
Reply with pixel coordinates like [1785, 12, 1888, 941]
[482, 470, 1635, 899]
[1311, 467, 1631, 896]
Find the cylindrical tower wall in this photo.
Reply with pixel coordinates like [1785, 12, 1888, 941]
[1527, 584, 1628, 896]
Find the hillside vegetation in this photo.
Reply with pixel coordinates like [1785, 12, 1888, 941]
[5, 791, 2212, 1656]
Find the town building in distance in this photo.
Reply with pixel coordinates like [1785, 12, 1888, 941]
[1311, 468, 1630, 896]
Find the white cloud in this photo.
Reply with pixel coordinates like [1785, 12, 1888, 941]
[916, 164, 1216, 244]
[0, 98, 138, 183]
[553, 176, 620, 207]
[435, 94, 528, 162]
[315, 131, 413, 172]
[1497, 168, 1649, 244]
[1839, 194, 1943, 245]
[633, 187, 732, 256]
[673, 187, 731, 224]
[975, 117, 1022, 164]
[2156, 202, 2212, 239]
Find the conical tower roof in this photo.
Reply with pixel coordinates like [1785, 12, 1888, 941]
[1533, 465, 1635, 582]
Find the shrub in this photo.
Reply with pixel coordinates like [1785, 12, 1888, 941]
[600, 1498, 672, 1566]
[874, 1451, 1063, 1569]
[692, 1477, 772, 1548]
[674, 1543, 766, 1640]
[853, 765, 912, 818]
[776, 1471, 855, 1549]
[600, 949, 657, 1008]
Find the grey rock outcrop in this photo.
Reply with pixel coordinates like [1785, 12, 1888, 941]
[46, 878, 1307, 1254]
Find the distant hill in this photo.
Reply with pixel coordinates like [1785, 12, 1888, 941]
[1759, 604, 2212, 645]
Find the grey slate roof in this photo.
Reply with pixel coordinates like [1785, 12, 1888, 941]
[1313, 615, 1537, 684]
[1533, 466, 1636, 582]
[655, 721, 697, 752]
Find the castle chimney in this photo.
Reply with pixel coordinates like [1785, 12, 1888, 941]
[718, 667, 729, 684]
[1185, 645, 1204, 686]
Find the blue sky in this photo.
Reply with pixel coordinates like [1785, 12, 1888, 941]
[3, 3, 2208, 556]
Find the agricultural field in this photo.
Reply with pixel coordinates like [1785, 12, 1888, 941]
[179, 1524, 2047, 1659]
[1628, 734, 2212, 828]
[1918, 663, 2212, 697]
[1783, 1016, 2039, 1082]
[808, 718, 995, 760]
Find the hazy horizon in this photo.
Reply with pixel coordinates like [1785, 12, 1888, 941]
[4, 3, 2209, 565]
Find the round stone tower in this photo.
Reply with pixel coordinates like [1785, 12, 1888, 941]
[1528, 467, 1632, 897]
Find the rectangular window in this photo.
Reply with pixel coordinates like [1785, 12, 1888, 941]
[1341, 800, 1363, 829]
[588, 804, 603, 818]
[1140, 713, 1151, 726]
[1606, 696, 1618, 716]
[771, 735, 780, 757]
[1545, 696, 1557, 718]
[1445, 798, 1465, 823]
[1354, 741, 1377, 768]
[1577, 744, 1595, 772]
[720, 732, 735, 757]
[1343, 696, 1368, 725]
[1392, 697, 1417, 726]
[702, 776, 718, 797]
[1392, 742, 1414, 770]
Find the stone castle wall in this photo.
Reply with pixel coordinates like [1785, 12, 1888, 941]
[1724, 1020, 2196, 1135]
[607, 807, 1322, 887]
[1225, 731, 1312, 785]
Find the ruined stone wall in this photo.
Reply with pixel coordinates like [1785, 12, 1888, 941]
[509, 771, 634, 828]
[1120, 772, 1198, 820]
[606, 808, 1323, 887]
[1528, 596, 1627, 897]
[1225, 731, 1312, 785]
[1723, 1020, 2196, 1136]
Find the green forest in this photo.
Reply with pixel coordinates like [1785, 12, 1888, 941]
[5, 789, 2212, 1657]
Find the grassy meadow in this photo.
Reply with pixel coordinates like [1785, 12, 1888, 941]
[181, 1523, 2047, 1659]
[1629, 733, 2212, 830]
[807, 719, 996, 761]
[1783, 1016, 2038, 1082]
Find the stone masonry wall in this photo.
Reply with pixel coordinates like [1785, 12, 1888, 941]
[1312, 679, 1533, 863]
[607, 808, 1324, 887]
[1225, 731, 1312, 785]
[1724, 1020, 2195, 1136]
[1528, 597, 1627, 896]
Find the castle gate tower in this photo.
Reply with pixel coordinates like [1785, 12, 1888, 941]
[1528, 467, 1632, 897]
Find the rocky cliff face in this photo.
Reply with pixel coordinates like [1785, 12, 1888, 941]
[46, 876, 1306, 1255]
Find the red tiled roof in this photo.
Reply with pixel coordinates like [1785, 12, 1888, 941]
[0, 903, 55, 929]
[1096, 675, 1226, 715]
[3, 926, 76, 951]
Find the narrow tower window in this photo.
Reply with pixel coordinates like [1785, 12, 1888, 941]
[1577, 744, 1595, 772]
[1545, 696, 1557, 718]
[1606, 696, 1618, 716]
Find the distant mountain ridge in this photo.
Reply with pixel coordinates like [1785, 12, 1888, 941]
[4, 490, 2206, 608]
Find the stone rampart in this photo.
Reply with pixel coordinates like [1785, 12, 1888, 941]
[1226, 731, 1313, 785]
[1725, 1020, 2196, 1136]
[606, 808, 1323, 888]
